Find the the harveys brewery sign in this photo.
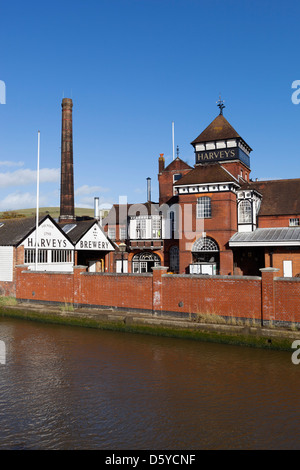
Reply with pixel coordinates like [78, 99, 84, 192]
[22, 220, 73, 249]
[75, 224, 114, 251]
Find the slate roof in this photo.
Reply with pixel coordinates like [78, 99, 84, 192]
[0, 214, 111, 248]
[173, 162, 238, 186]
[0, 215, 51, 246]
[229, 227, 300, 246]
[191, 114, 245, 144]
[240, 179, 300, 216]
[59, 219, 98, 243]
[163, 157, 193, 172]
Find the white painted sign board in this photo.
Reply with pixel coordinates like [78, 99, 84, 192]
[75, 224, 114, 251]
[21, 218, 73, 250]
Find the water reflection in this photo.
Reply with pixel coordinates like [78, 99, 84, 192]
[0, 317, 299, 449]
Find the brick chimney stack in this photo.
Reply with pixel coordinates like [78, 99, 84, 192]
[158, 153, 165, 174]
[59, 98, 75, 223]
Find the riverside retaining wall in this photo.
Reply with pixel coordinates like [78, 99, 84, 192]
[15, 265, 300, 325]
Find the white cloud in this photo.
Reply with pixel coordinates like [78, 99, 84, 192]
[0, 168, 60, 188]
[75, 195, 114, 209]
[0, 161, 24, 167]
[0, 192, 48, 211]
[75, 184, 110, 196]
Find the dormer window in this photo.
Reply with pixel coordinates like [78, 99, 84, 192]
[239, 200, 252, 223]
[173, 173, 182, 183]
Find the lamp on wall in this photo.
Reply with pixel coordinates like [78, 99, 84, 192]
[119, 242, 127, 273]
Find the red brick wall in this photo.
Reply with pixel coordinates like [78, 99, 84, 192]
[0, 281, 16, 297]
[258, 215, 300, 228]
[275, 278, 300, 323]
[178, 191, 238, 274]
[162, 274, 261, 319]
[158, 159, 192, 205]
[16, 267, 74, 304]
[14, 266, 300, 325]
[77, 272, 153, 311]
[220, 161, 251, 182]
[264, 249, 300, 277]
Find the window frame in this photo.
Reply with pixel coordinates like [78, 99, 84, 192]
[196, 196, 212, 219]
[238, 200, 252, 224]
[289, 218, 300, 227]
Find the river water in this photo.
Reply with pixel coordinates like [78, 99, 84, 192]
[0, 316, 299, 450]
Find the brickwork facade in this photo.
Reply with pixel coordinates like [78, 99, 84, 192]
[15, 265, 300, 325]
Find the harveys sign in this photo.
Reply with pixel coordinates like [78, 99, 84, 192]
[75, 224, 114, 251]
[22, 219, 73, 249]
[196, 147, 237, 164]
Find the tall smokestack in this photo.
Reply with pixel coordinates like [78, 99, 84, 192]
[59, 98, 75, 223]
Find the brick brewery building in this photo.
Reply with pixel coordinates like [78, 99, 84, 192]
[104, 100, 300, 278]
[0, 97, 299, 299]
[0, 97, 298, 325]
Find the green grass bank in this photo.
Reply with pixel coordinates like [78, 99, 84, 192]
[0, 303, 297, 352]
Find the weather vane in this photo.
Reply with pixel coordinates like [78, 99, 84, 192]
[176, 145, 180, 158]
[217, 95, 225, 115]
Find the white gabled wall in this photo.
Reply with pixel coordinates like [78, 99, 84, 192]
[0, 247, 13, 281]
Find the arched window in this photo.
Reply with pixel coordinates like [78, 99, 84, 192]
[132, 252, 161, 273]
[169, 246, 179, 273]
[192, 236, 219, 271]
[196, 197, 211, 218]
[192, 237, 219, 252]
[239, 200, 252, 223]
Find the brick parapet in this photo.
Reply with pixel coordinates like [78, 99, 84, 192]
[12, 265, 300, 327]
[260, 268, 279, 324]
[152, 266, 168, 314]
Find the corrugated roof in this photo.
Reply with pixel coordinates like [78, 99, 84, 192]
[229, 227, 300, 246]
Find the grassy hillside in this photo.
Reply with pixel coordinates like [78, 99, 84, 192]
[0, 207, 95, 219]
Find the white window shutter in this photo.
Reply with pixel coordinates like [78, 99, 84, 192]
[129, 219, 136, 239]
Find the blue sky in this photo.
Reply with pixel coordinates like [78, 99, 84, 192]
[0, 0, 300, 212]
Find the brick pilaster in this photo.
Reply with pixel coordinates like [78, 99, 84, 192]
[73, 265, 87, 306]
[260, 267, 279, 325]
[152, 266, 168, 315]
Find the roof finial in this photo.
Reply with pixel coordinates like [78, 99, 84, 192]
[176, 145, 180, 158]
[216, 95, 225, 115]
